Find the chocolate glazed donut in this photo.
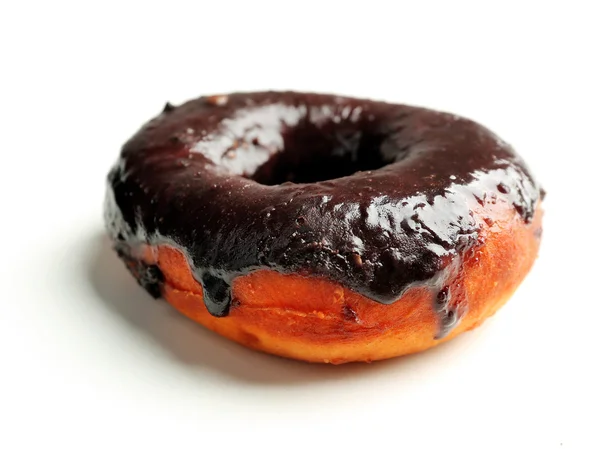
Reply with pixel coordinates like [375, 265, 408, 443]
[105, 91, 543, 363]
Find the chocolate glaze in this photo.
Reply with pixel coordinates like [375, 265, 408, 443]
[104, 91, 542, 338]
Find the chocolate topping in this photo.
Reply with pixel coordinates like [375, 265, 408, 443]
[104, 91, 542, 337]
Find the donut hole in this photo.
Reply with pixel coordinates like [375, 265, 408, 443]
[250, 122, 394, 185]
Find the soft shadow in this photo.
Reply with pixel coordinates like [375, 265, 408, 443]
[87, 231, 465, 385]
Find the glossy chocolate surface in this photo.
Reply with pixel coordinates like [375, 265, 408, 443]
[105, 91, 541, 337]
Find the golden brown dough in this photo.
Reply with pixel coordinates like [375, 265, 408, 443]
[128, 204, 542, 364]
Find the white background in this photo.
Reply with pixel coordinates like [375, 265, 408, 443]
[1, 1, 599, 451]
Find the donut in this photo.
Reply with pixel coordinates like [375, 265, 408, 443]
[104, 91, 544, 364]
